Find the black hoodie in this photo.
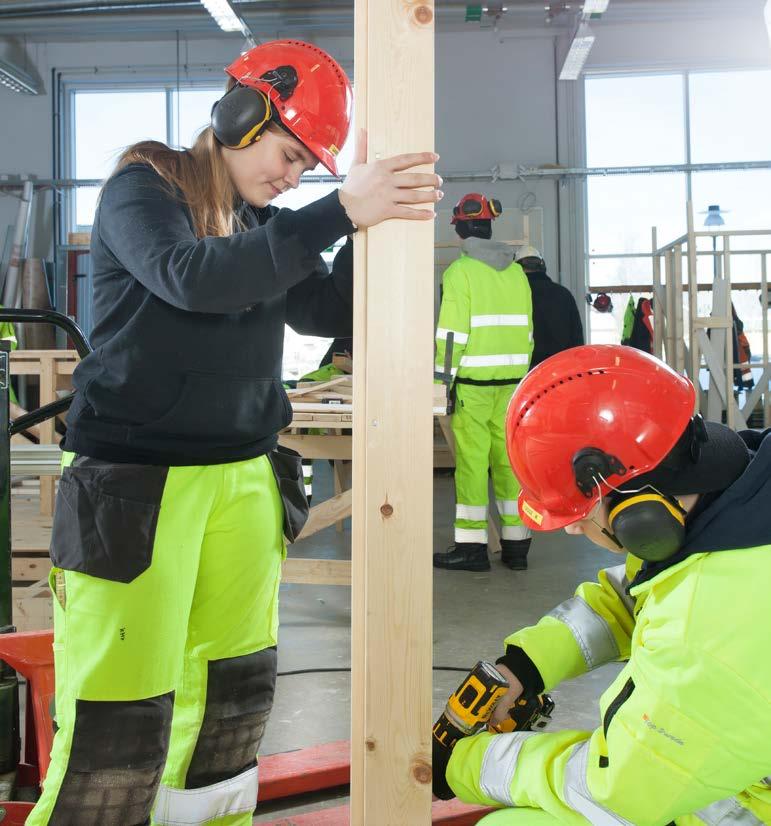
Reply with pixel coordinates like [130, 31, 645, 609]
[64, 163, 355, 466]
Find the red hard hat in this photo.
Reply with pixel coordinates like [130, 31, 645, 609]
[506, 345, 696, 532]
[451, 193, 502, 224]
[225, 40, 353, 175]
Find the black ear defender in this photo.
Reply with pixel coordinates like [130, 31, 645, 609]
[572, 447, 686, 562]
[488, 197, 502, 217]
[211, 84, 272, 149]
[211, 65, 300, 150]
[608, 492, 687, 563]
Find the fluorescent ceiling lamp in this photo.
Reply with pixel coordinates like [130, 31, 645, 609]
[201, 0, 245, 32]
[0, 58, 40, 95]
[560, 23, 595, 81]
[583, 0, 610, 13]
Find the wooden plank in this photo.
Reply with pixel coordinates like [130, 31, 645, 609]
[296, 489, 352, 541]
[281, 558, 351, 586]
[350, 1, 370, 817]
[287, 376, 350, 398]
[11, 496, 54, 551]
[12, 556, 52, 583]
[13, 577, 53, 633]
[291, 403, 352, 414]
[351, 0, 435, 822]
[278, 434, 352, 460]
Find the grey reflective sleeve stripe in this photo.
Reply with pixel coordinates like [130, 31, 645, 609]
[478, 732, 538, 806]
[693, 796, 766, 825]
[547, 596, 620, 670]
[602, 564, 636, 619]
[563, 741, 635, 826]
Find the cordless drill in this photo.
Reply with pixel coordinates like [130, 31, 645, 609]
[432, 661, 554, 800]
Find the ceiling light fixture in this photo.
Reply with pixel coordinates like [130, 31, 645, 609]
[200, 0, 254, 43]
[0, 58, 40, 95]
[582, 0, 609, 14]
[559, 22, 595, 80]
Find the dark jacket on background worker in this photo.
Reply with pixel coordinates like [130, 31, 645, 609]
[516, 247, 583, 367]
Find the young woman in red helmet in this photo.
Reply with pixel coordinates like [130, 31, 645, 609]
[437, 345, 771, 825]
[30, 41, 441, 826]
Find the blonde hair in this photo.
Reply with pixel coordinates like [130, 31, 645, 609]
[114, 126, 241, 238]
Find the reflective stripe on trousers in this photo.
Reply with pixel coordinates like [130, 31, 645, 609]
[478, 732, 538, 806]
[563, 741, 634, 825]
[693, 796, 766, 825]
[154, 765, 259, 825]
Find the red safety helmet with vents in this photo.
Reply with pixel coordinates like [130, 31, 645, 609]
[451, 193, 502, 224]
[505, 345, 696, 531]
[225, 40, 353, 175]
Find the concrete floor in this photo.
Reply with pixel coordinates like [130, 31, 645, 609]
[253, 462, 623, 822]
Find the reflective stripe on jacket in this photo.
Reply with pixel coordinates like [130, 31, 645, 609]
[435, 247, 533, 384]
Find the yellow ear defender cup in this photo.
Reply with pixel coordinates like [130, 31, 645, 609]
[211, 84, 272, 149]
[488, 197, 502, 218]
[608, 493, 687, 562]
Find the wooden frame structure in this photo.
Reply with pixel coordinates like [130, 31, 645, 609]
[351, 1, 435, 822]
[652, 202, 771, 429]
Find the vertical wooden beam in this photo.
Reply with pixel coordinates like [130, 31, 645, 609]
[686, 203, 700, 410]
[762, 254, 770, 428]
[351, 1, 435, 824]
[665, 248, 676, 368]
[723, 235, 734, 430]
[39, 355, 56, 516]
[652, 228, 663, 361]
[674, 245, 685, 374]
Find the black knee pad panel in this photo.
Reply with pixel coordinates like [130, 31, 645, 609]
[50, 692, 173, 826]
[186, 646, 278, 789]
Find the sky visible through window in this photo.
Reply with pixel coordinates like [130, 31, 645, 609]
[585, 69, 771, 355]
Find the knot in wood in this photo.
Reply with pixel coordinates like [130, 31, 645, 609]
[412, 759, 432, 784]
[414, 4, 433, 25]
[380, 503, 394, 517]
[365, 738, 376, 752]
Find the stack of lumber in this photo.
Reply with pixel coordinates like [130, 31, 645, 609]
[287, 376, 353, 425]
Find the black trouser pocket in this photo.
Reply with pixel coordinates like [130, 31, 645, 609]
[267, 446, 310, 543]
[50, 457, 168, 583]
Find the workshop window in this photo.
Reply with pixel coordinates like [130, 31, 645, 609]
[70, 84, 222, 229]
[584, 69, 771, 348]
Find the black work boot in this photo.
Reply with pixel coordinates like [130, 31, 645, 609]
[501, 538, 531, 571]
[433, 542, 491, 572]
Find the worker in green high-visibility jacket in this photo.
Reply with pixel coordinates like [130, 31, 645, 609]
[433, 194, 533, 573]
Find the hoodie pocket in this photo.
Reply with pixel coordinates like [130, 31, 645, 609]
[50, 459, 168, 583]
[136, 373, 291, 445]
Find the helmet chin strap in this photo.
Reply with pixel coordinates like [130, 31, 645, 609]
[589, 477, 624, 550]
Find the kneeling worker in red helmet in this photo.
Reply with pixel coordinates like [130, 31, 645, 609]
[440, 345, 771, 825]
